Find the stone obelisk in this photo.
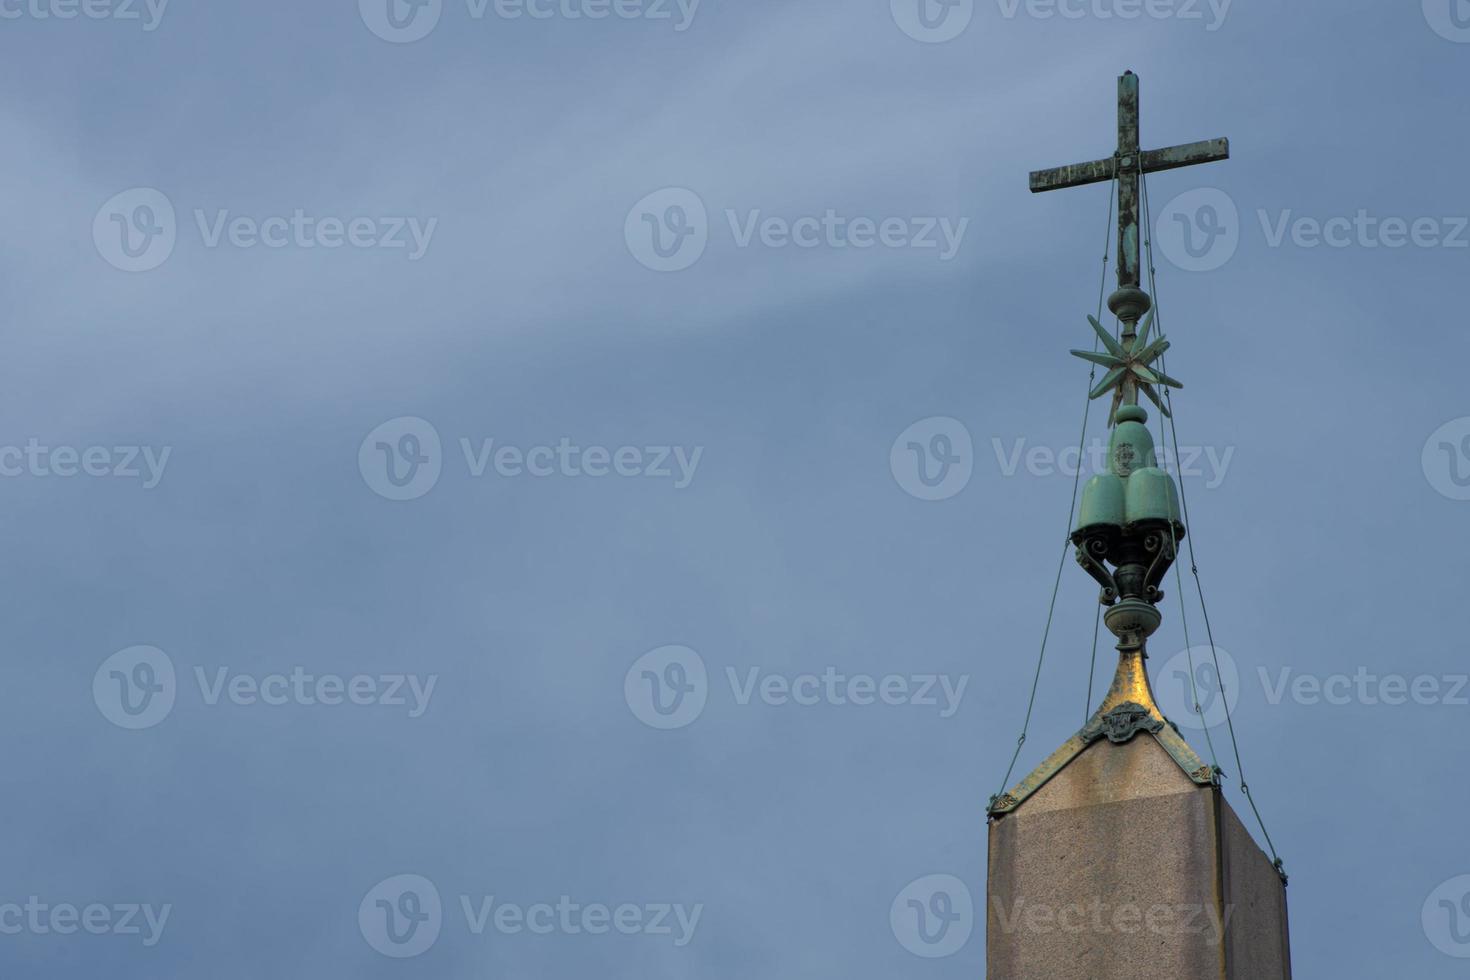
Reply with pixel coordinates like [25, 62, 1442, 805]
[984, 72, 1291, 979]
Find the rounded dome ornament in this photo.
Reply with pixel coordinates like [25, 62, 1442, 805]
[1103, 597, 1162, 650]
[1107, 285, 1152, 324]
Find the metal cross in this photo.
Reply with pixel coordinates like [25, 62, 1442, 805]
[1029, 70, 1228, 301]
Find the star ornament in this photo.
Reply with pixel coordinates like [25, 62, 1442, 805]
[1070, 311, 1183, 425]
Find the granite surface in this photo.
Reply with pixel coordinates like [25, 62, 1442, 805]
[986, 736, 1291, 979]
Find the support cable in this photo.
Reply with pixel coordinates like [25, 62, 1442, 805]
[1140, 173, 1287, 881]
[993, 172, 1117, 804]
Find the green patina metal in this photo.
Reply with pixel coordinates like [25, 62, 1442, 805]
[1029, 70, 1229, 302]
[1071, 311, 1182, 425]
[1026, 138, 1228, 194]
[990, 71, 1234, 823]
[1070, 398, 1186, 611]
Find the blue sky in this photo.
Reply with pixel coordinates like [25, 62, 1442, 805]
[1, 0, 1468, 976]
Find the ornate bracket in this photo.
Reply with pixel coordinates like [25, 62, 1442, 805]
[1073, 536, 1118, 606]
[1141, 529, 1178, 604]
[1081, 701, 1164, 745]
[987, 792, 1019, 816]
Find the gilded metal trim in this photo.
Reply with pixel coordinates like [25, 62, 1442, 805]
[1081, 701, 1165, 745]
[987, 641, 1214, 818]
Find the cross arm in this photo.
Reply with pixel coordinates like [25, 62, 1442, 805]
[1029, 137, 1228, 194]
[1029, 156, 1115, 193]
[1140, 137, 1229, 175]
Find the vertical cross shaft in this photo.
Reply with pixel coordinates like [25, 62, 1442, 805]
[1027, 70, 1229, 344]
[1115, 71, 1141, 314]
